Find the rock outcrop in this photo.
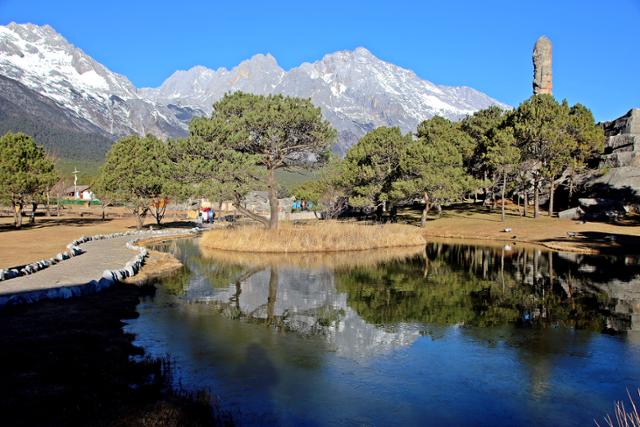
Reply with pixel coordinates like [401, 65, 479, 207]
[600, 108, 640, 168]
[587, 108, 640, 209]
[532, 36, 553, 95]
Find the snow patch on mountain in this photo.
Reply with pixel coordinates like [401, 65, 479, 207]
[0, 23, 508, 155]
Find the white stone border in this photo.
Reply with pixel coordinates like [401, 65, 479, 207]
[0, 227, 201, 307]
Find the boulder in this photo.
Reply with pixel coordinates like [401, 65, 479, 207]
[558, 207, 583, 219]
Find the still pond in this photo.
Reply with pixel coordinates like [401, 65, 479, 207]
[124, 238, 640, 426]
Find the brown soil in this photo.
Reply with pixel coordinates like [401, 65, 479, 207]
[0, 207, 192, 267]
[420, 208, 640, 254]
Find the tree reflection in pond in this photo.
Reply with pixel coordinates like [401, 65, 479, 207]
[335, 242, 635, 332]
[152, 239, 640, 338]
[137, 238, 640, 426]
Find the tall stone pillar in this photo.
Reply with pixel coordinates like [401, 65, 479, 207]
[532, 36, 552, 95]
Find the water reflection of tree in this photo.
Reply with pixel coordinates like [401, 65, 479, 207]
[161, 266, 191, 296]
[335, 243, 629, 332]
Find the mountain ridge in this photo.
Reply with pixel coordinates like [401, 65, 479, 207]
[0, 22, 508, 156]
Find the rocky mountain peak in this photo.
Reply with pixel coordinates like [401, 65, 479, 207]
[0, 22, 508, 156]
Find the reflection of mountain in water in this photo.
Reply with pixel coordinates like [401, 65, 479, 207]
[153, 237, 640, 359]
[183, 264, 419, 359]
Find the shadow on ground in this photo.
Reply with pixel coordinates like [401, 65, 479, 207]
[0, 217, 114, 232]
[0, 218, 197, 233]
[538, 232, 640, 254]
[0, 284, 231, 426]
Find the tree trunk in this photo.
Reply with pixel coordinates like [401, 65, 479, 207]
[267, 267, 278, 325]
[568, 177, 574, 205]
[548, 180, 555, 217]
[134, 207, 147, 230]
[233, 199, 269, 228]
[152, 203, 166, 226]
[421, 193, 431, 227]
[501, 173, 506, 222]
[267, 167, 279, 230]
[30, 202, 37, 224]
[523, 191, 528, 218]
[13, 201, 22, 229]
[482, 171, 489, 206]
[533, 179, 540, 219]
[45, 191, 50, 217]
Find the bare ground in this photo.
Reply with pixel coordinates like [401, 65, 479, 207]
[0, 206, 190, 267]
[419, 206, 640, 254]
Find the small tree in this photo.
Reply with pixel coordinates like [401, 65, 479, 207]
[459, 106, 508, 203]
[512, 95, 573, 217]
[188, 92, 336, 229]
[94, 135, 171, 229]
[293, 155, 347, 219]
[393, 117, 474, 226]
[484, 127, 520, 221]
[0, 132, 57, 228]
[565, 103, 605, 202]
[342, 127, 411, 212]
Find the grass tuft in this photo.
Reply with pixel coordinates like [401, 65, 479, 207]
[201, 245, 425, 269]
[597, 389, 640, 427]
[200, 221, 426, 253]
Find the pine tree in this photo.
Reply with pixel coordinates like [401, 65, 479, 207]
[0, 132, 57, 228]
[186, 92, 335, 229]
[93, 135, 172, 229]
[392, 117, 474, 226]
[342, 127, 411, 212]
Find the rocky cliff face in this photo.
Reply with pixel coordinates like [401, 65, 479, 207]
[591, 108, 640, 200]
[532, 36, 552, 95]
[600, 109, 640, 168]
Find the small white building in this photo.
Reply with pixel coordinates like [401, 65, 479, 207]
[64, 185, 95, 200]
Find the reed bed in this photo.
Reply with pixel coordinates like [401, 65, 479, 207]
[200, 221, 426, 253]
[200, 245, 425, 270]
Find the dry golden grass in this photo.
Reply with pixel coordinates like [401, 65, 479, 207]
[420, 208, 640, 254]
[200, 245, 425, 270]
[200, 221, 426, 253]
[596, 389, 640, 427]
[123, 250, 184, 285]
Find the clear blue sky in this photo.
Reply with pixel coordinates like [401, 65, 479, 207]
[1, 0, 638, 121]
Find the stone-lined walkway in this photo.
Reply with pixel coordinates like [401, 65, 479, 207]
[0, 235, 139, 297]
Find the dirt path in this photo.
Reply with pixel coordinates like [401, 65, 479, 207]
[0, 235, 139, 297]
[0, 214, 190, 267]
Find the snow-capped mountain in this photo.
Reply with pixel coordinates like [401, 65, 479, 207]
[143, 47, 508, 154]
[0, 22, 507, 156]
[0, 22, 198, 141]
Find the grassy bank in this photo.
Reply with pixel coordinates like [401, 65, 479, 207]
[200, 221, 426, 253]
